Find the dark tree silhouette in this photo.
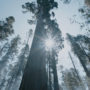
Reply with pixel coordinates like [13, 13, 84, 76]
[0, 35, 20, 71]
[85, 0, 90, 7]
[19, 0, 63, 90]
[62, 68, 85, 90]
[0, 16, 15, 40]
[0, 36, 20, 90]
[67, 33, 90, 77]
[74, 35, 90, 61]
[5, 44, 29, 90]
[68, 52, 81, 81]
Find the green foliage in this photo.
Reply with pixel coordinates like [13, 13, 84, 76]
[62, 68, 85, 90]
[5, 44, 29, 90]
[0, 35, 20, 68]
[22, 0, 58, 19]
[22, 2, 37, 14]
[0, 16, 15, 40]
[67, 33, 90, 77]
[0, 35, 21, 90]
[22, 0, 64, 52]
[85, 0, 90, 7]
[79, 0, 90, 25]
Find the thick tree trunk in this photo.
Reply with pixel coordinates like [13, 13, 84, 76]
[19, 17, 48, 90]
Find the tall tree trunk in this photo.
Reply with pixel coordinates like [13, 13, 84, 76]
[20, 1, 63, 89]
[19, 17, 48, 90]
[67, 34, 90, 77]
[68, 52, 81, 81]
[79, 41, 90, 62]
[0, 42, 9, 56]
[51, 51, 60, 90]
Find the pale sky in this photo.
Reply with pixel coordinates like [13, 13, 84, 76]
[0, 0, 86, 39]
[0, 0, 32, 40]
[56, 0, 85, 37]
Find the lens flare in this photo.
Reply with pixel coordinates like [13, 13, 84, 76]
[45, 38, 55, 50]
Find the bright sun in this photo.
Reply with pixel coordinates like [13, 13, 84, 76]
[45, 38, 55, 50]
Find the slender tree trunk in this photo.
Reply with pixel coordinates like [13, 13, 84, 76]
[67, 34, 90, 77]
[0, 42, 8, 56]
[68, 52, 81, 81]
[49, 63, 52, 90]
[79, 42, 90, 62]
[74, 44, 90, 77]
[51, 51, 60, 90]
[48, 52, 53, 90]
[53, 62, 60, 90]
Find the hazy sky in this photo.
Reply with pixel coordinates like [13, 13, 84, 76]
[56, 0, 85, 36]
[0, 0, 85, 39]
[0, 0, 32, 40]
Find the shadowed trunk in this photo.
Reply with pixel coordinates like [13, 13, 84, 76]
[51, 51, 60, 90]
[19, 16, 48, 90]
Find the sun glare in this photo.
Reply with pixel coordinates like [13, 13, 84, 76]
[45, 38, 55, 50]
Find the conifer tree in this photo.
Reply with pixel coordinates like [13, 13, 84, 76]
[67, 34, 90, 77]
[5, 44, 29, 90]
[62, 69, 85, 90]
[20, 0, 63, 90]
[0, 36, 20, 90]
[0, 16, 15, 40]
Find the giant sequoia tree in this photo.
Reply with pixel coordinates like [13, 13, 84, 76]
[19, 0, 63, 90]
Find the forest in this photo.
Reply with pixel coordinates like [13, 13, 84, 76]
[0, 0, 90, 90]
